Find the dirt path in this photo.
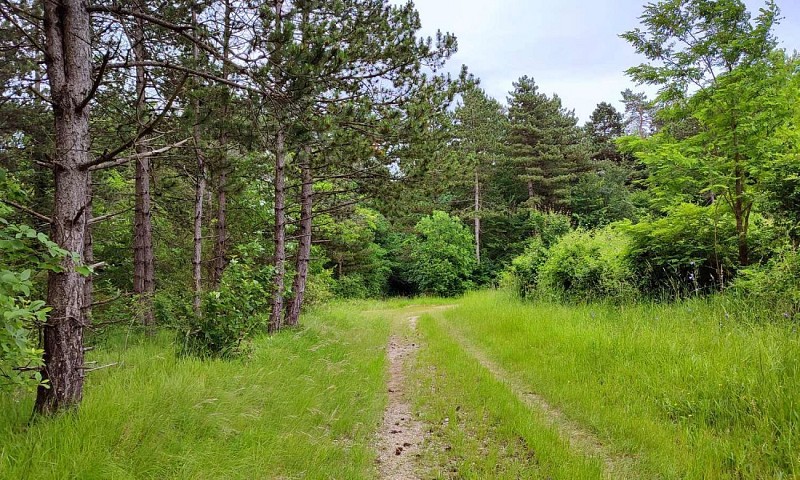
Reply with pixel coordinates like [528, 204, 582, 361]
[376, 315, 424, 480]
[446, 327, 638, 479]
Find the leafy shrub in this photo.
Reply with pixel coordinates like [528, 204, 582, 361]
[182, 256, 274, 358]
[153, 289, 193, 328]
[0, 218, 69, 391]
[508, 237, 549, 297]
[506, 210, 572, 298]
[538, 227, 638, 301]
[318, 206, 392, 298]
[332, 244, 391, 299]
[624, 203, 780, 296]
[303, 252, 335, 308]
[406, 211, 476, 297]
[527, 210, 572, 247]
[733, 247, 800, 319]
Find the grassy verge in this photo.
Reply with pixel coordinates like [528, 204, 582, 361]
[0, 304, 389, 479]
[443, 290, 800, 479]
[410, 312, 604, 479]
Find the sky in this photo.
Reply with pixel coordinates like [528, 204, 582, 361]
[403, 0, 800, 122]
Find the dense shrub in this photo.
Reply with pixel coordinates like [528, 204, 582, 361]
[527, 210, 572, 247]
[734, 247, 800, 320]
[182, 257, 274, 358]
[538, 227, 638, 301]
[321, 207, 392, 298]
[406, 211, 476, 297]
[303, 247, 335, 307]
[506, 210, 572, 297]
[508, 237, 549, 297]
[624, 203, 780, 295]
[570, 161, 641, 228]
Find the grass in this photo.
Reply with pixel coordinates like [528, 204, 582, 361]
[3, 291, 799, 479]
[441, 290, 800, 479]
[0, 304, 390, 479]
[409, 312, 604, 479]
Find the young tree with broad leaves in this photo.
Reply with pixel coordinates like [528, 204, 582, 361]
[621, 0, 791, 266]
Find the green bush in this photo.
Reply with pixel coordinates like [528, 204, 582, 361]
[527, 210, 572, 247]
[332, 244, 391, 299]
[624, 203, 780, 296]
[506, 210, 572, 298]
[303, 268, 336, 308]
[538, 227, 638, 301]
[0, 218, 70, 391]
[333, 273, 373, 299]
[508, 237, 549, 297]
[182, 257, 274, 358]
[734, 247, 800, 320]
[406, 211, 476, 297]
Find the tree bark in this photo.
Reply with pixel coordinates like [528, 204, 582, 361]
[269, 127, 287, 333]
[191, 7, 206, 316]
[192, 145, 206, 316]
[35, 0, 93, 415]
[527, 180, 535, 201]
[732, 158, 749, 267]
[474, 167, 481, 264]
[286, 146, 313, 327]
[131, 2, 155, 327]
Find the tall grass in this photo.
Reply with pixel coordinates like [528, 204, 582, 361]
[0, 305, 389, 479]
[410, 313, 604, 479]
[444, 290, 800, 478]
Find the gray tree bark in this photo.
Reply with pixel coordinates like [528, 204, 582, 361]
[286, 147, 313, 327]
[131, 1, 155, 327]
[269, 127, 287, 333]
[191, 7, 206, 316]
[35, 0, 93, 415]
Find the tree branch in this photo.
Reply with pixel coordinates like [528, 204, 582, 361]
[78, 50, 111, 112]
[89, 138, 191, 171]
[82, 74, 189, 170]
[89, 209, 131, 224]
[1, 199, 51, 223]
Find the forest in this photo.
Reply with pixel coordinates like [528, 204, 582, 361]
[1, 0, 800, 478]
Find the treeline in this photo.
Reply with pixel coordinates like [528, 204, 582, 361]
[2, 0, 800, 418]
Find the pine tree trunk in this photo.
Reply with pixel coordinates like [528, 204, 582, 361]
[192, 148, 206, 316]
[286, 147, 313, 327]
[474, 167, 481, 264]
[134, 151, 155, 325]
[131, 5, 155, 327]
[527, 180, 535, 201]
[269, 127, 287, 333]
[191, 7, 205, 316]
[36, 0, 92, 415]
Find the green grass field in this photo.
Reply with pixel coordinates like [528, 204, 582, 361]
[437, 291, 800, 479]
[2, 291, 799, 479]
[0, 305, 390, 479]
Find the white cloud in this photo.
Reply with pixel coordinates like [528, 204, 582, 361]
[395, 0, 800, 121]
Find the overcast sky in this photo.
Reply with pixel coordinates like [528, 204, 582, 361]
[403, 0, 800, 122]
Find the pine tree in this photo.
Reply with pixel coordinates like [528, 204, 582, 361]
[507, 76, 587, 210]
